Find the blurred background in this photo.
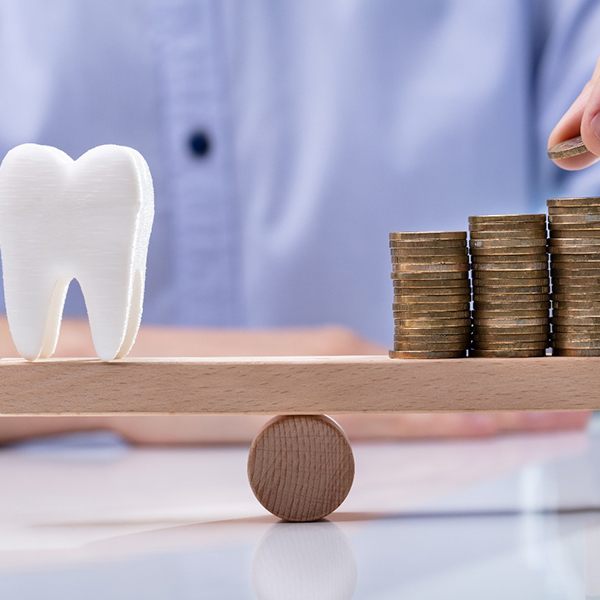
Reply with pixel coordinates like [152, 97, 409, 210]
[2, 1, 600, 347]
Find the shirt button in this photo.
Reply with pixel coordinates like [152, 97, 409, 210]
[188, 130, 211, 158]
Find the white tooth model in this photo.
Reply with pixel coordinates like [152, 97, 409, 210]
[0, 144, 154, 361]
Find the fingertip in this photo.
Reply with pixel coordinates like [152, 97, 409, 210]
[551, 152, 600, 171]
[548, 84, 592, 149]
[581, 113, 600, 161]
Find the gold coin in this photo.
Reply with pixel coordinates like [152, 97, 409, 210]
[475, 315, 548, 324]
[551, 272, 600, 281]
[552, 287, 600, 302]
[393, 341, 468, 351]
[471, 255, 547, 264]
[552, 339, 600, 347]
[475, 311, 549, 321]
[552, 306, 600, 315]
[473, 278, 550, 293]
[392, 277, 470, 287]
[472, 262, 548, 271]
[389, 231, 466, 241]
[391, 264, 470, 274]
[473, 270, 549, 280]
[549, 237, 600, 246]
[469, 220, 546, 236]
[551, 331, 600, 339]
[394, 315, 471, 324]
[552, 345, 600, 353]
[470, 349, 546, 358]
[547, 196, 600, 208]
[474, 317, 549, 326]
[389, 350, 466, 359]
[392, 286, 469, 296]
[551, 317, 600, 326]
[394, 319, 471, 329]
[553, 310, 600, 319]
[474, 301, 549, 311]
[393, 301, 470, 311]
[389, 239, 467, 249]
[393, 322, 472, 331]
[469, 235, 547, 252]
[550, 225, 600, 236]
[391, 255, 469, 265]
[471, 341, 548, 351]
[552, 348, 600, 357]
[390, 247, 468, 258]
[470, 247, 546, 257]
[549, 247, 600, 255]
[547, 135, 588, 160]
[549, 227, 600, 238]
[550, 255, 600, 263]
[393, 294, 469, 304]
[391, 270, 469, 280]
[474, 298, 550, 307]
[470, 229, 547, 239]
[550, 275, 600, 286]
[473, 296, 550, 305]
[474, 300, 549, 310]
[548, 205, 600, 216]
[394, 329, 470, 338]
[473, 333, 549, 343]
[473, 286, 549, 295]
[471, 250, 548, 263]
[552, 324, 600, 333]
[551, 338, 600, 347]
[473, 324, 549, 334]
[469, 214, 546, 224]
[549, 214, 600, 225]
[552, 294, 600, 308]
[393, 311, 471, 320]
[392, 290, 469, 300]
[551, 267, 600, 277]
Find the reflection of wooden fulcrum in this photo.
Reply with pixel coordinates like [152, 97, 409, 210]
[0, 354, 593, 522]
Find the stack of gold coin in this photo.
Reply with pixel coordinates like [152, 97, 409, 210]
[389, 231, 471, 359]
[548, 197, 600, 356]
[469, 215, 550, 358]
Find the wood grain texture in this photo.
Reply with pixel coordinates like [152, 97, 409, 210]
[247, 415, 355, 521]
[0, 355, 598, 415]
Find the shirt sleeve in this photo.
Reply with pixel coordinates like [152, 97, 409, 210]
[536, 0, 600, 202]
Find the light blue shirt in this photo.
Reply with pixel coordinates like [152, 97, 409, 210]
[1, 0, 600, 346]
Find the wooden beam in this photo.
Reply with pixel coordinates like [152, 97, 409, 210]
[0, 355, 596, 415]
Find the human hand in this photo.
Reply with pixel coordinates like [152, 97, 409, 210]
[336, 411, 589, 441]
[548, 58, 600, 170]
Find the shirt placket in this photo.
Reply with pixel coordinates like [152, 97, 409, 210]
[151, 0, 240, 326]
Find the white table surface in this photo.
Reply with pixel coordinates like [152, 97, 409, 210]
[1, 425, 600, 599]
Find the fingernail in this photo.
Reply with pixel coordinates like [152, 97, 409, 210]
[591, 113, 600, 141]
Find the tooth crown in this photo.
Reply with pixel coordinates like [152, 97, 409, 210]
[0, 144, 154, 361]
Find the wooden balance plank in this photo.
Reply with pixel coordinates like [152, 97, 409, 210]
[0, 355, 597, 416]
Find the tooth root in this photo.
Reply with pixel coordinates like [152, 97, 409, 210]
[2, 263, 69, 360]
[115, 269, 144, 359]
[79, 271, 134, 362]
[79, 269, 145, 361]
[39, 279, 71, 358]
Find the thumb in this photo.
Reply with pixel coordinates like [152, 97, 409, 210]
[549, 58, 600, 171]
[581, 72, 600, 160]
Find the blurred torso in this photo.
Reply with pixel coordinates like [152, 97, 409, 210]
[0, 0, 591, 344]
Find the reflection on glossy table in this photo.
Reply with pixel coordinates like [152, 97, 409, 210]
[1, 425, 600, 599]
